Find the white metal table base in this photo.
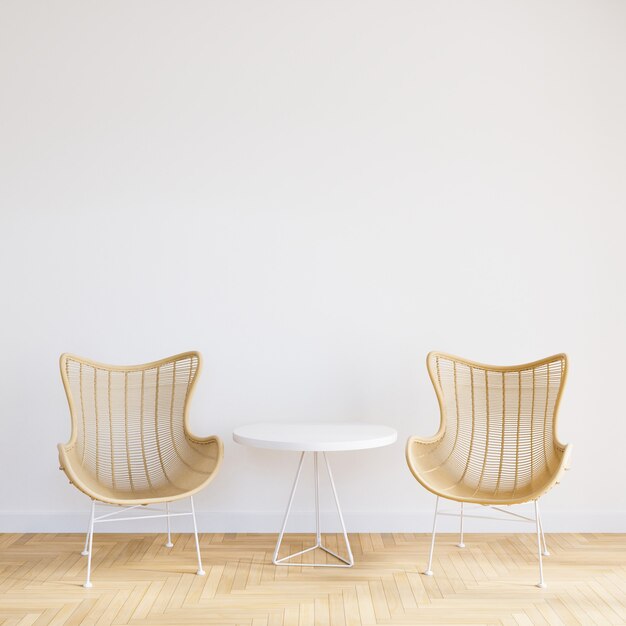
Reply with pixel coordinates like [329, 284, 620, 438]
[272, 451, 354, 567]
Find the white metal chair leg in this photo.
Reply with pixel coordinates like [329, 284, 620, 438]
[190, 496, 205, 576]
[457, 502, 465, 548]
[534, 500, 546, 588]
[537, 504, 549, 556]
[81, 511, 91, 556]
[165, 502, 173, 548]
[83, 500, 95, 588]
[314, 452, 321, 547]
[424, 496, 439, 576]
[79, 498, 205, 586]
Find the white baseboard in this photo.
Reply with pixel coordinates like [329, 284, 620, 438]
[1, 510, 624, 533]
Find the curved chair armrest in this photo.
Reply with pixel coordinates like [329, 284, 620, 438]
[534, 441, 572, 496]
[405, 429, 446, 473]
[57, 443, 103, 503]
[406, 426, 446, 449]
[57, 442, 78, 476]
[184, 433, 225, 483]
[555, 440, 573, 469]
[184, 432, 223, 447]
[405, 430, 449, 499]
[406, 434, 443, 447]
[184, 432, 225, 470]
[555, 442, 573, 476]
[530, 441, 572, 497]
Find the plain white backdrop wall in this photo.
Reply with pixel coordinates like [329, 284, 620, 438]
[1, 0, 625, 533]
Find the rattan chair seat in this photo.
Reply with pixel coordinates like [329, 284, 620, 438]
[58, 351, 223, 506]
[406, 352, 571, 506]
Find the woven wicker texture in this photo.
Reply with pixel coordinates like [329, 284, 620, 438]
[406, 352, 571, 505]
[58, 352, 223, 505]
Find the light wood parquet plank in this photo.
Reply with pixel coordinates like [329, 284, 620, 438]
[354, 583, 375, 625]
[329, 592, 345, 626]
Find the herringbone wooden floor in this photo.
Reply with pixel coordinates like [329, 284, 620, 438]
[0, 532, 624, 625]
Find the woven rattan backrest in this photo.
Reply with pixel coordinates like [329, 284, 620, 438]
[60, 352, 201, 494]
[427, 352, 567, 495]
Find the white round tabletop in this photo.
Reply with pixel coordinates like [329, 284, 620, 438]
[232, 422, 397, 452]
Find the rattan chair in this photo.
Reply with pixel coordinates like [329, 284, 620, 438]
[406, 352, 571, 588]
[58, 351, 223, 587]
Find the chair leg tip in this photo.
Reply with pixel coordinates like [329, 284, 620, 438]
[423, 570, 433, 576]
[83, 582, 93, 588]
[542, 550, 550, 556]
[536, 582, 547, 589]
[81, 550, 89, 556]
[457, 543, 465, 548]
[165, 542, 174, 548]
[197, 569, 206, 576]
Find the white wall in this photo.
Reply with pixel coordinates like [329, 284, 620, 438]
[1, 0, 625, 533]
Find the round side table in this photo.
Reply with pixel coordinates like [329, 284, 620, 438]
[233, 422, 397, 567]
